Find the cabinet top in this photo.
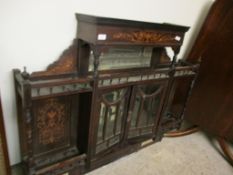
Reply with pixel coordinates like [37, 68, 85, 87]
[76, 13, 189, 33]
[76, 13, 189, 46]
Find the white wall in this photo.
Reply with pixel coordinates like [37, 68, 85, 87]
[0, 0, 214, 165]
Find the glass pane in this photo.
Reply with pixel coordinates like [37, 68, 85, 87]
[89, 46, 153, 71]
[104, 99, 126, 139]
[139, 85, 160, 95]
[96, 88, 127, 152]
[142, 97, 160, 126]
[129, 84, 163, 138]
[103, 88, 126, 103]
[130, 95, 161, 128]
[116, 103, 124, 134]
[105, 105, 116, 139]
[97, 103, 106, 144]
[130, 97, 141, 128]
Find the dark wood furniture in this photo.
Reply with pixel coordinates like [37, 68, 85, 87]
[0, 95, 11, 175]
[183, 0, 233, 164]
[14, 14, 198, 174]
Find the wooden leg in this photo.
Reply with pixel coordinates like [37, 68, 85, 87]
[218, 137, 233, 165]
[164, 125, 199, 137]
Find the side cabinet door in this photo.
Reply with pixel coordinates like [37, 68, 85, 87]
[94, 87, 130, 155]
[126, 81, 167, 142]
[32, 95, 79, 167]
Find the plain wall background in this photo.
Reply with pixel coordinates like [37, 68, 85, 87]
[0, 0, 214, 165]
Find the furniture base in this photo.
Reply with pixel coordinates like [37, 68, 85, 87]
[164, 125, 199, 137]
[218, 137, 233, 165]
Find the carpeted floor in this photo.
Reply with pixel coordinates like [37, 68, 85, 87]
[12, 131, 233, 175]
[87, 131, 233, 175]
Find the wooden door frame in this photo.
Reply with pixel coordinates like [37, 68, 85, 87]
[0, 95, 11, 175]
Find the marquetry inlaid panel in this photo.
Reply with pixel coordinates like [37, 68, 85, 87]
[37, 98, 66, 145]
[33, 97, 72, 156]
[112, 31, 182, 44]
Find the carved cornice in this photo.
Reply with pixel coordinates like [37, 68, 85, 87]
[112, 31, 181, 43]
[31, 39, 77, 77]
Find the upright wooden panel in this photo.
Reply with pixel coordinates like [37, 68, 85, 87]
[185, 0, 233, 140]
[0, 96, 11, 175]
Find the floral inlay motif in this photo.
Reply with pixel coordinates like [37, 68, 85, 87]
[37, 98, 66, 145]
[112, 31, 180, 43]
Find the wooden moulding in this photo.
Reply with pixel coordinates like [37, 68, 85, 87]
[34, 154, 86, 175]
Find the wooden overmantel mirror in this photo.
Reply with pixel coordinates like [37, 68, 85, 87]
[13, 13, 201, 174]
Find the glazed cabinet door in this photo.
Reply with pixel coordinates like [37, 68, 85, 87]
[94, 87, 130, 155]
[127, 81, 168, 142]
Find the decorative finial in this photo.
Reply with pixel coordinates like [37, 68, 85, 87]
[22, 66, 30, 79]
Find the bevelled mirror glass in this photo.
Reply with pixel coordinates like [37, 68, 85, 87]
[89, 46, 153, 71]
